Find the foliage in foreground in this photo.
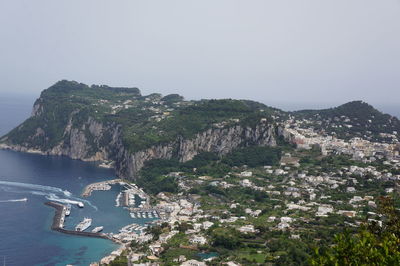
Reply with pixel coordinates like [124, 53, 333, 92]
[311, 196, 400, 265]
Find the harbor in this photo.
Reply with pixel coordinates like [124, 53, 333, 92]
[45, 179, 161, 244]
[44, 202, 110, 240]
[120, 182, 149, 208]
[43, 179, 165, 264]
[129, 208, 160, 219]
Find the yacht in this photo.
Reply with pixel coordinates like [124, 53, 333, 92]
[75, 218, 92, 231]
[92, 226, 104, 233]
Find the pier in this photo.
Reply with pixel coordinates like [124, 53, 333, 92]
[122, 183, 150, 208]
[81, 179, 124, 197]
[45, 201, 110, 240]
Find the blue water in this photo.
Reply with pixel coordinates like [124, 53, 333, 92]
[0, 95, 153, 265]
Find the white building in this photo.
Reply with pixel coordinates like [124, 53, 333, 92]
[190, 235, 207, 245]
[181, 260, 207, 266]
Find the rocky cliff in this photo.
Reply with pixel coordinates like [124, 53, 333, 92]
[1, 113, 278, 179]
[0, 80, 282, 180]
[116, 122, 277, 178]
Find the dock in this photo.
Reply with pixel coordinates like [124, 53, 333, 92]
[122, 183, 150, 208]
[44, 201, 110, 240]
[81, 179, 124, 197]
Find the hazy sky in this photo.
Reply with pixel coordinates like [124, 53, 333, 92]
[0, 0, 399, 110]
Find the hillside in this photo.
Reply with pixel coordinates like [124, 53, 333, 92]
[1, 81, 400, 264]
[292, 101, 400, 142]
[0, 80, 281, 179]
[1, 81, 398, 179]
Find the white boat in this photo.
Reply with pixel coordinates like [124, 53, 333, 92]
[65, 204, 71, 216]
[130, 213, 136, 218]
[92, 226, 104, 233]
[75, 218, 92, 231]
[77, 202, 84, 208]
[115, 192, 122, 207]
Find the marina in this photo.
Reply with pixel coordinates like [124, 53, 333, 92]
[120, 182, 149, 208]
[43, 179, 163, 264]
[44, 202, 110, 240]
[119, 223, 148, 234]
[129, 209, 160, 219]
[44, 179, 160, 244]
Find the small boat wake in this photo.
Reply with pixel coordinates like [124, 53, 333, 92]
[0, 181, 71, 197]
[0, 181, 97, 210]
[0, 197, 28, 203]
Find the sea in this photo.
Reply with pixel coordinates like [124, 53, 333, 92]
[0, 95, 153, 266]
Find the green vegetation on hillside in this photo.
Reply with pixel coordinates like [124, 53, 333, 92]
[2, 80, 280, 153]
[293, 101, 400, 141]
[137, 146, 281, 194]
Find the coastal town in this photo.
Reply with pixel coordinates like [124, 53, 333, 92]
[1, 1, 399, 264]
[56, 116, 398, 265]
[3, 81, 399, 265]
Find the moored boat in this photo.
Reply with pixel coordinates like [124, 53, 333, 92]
[75, 218, 92, 231]
[65, 204, 71, 216]
[92, 226, 104, 233]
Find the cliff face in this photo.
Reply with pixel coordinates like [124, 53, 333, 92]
[1, 109, 277, 179]
[116, 122, 277, 178]
[0, 114, 123, 163]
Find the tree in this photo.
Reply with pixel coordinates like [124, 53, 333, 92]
[310, 197, 400, 265]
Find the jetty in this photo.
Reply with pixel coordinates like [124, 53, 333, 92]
[81, 179, 124, 197]
[122, 183, 150, 208]
[45, 201, 110, 240]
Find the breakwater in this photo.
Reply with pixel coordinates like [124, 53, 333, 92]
[44, 201, 110, 240]
[81, 179, 123, 197]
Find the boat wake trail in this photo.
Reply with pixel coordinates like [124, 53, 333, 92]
[0, 181, 97, 210]
[0, 198, 27, 203]
[0, 181, 71, 197]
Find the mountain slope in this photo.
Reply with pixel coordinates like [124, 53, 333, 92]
[0, 80, 280, 179]
[1, 81, 398, 179]
[292, 101, 400, 141]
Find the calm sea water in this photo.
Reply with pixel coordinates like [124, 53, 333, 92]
[0, 95, 151, 265]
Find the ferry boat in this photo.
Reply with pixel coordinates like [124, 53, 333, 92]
[75, 218, 92, 231]
[65, 204, 71, 216]
[92, 226, 104, 233]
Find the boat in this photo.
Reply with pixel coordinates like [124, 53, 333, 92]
[65, 204, 71, 216]
[92, 226, 104, 233]
[130, 213, 136, 218]
[77, 202, 84, 208]
[75, 218, 92, 231]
